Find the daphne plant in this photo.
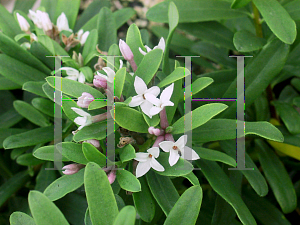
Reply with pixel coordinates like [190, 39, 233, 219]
[0, 0, 299, 225]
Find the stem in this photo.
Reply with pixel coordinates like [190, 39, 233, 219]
[152, 135, 165, 147]
[252, 2, 263, 38]
[92, 112, 110, 122]
[164, 133, 175, 142]
[160, 108, 169, 129]
[128, 59, 137, 72]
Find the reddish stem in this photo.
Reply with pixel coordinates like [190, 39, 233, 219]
[152, 135, 165, 147]
[164, 133, 175, 142]
[160, 108, 169, 129]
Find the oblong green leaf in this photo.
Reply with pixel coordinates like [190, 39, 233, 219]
[29, 191, 69, 225]
[32, 98, 54, 117]
[3, 126, 54, 149]
[119, 144, 136, 163]
[231, 0, 251, 9]
[158, 67, 190, 88]
[13, 100, 50, 127]
[10, 212, 35, 225]
[44, 169, 84, 201]
[23, 81, 47, 98]
[61, 142, 89, 164]
[84, 162, 119, 225]
[113, 205, 136, 225]
[146, 0, 247, 23]
[172, 103, 228, 134]
[74, 121, 108, 142]
[284, 0, 300, 21]
[0, 77, 21, 90]
[82, 142, 107, 167]
[126, 24, 145, 66]
[54, 0, 80, 29]
[256, 139, 297, 213]
[233, 30, 266, 52]
[33, 145, 70, 162]
[0, 4, 21, 38]
[252, 0, 296, 44]
[117, 170, 141, 192]
[197, 160, 256, 225]
[164, 186, 202, 225]
[0, 108, 23, 129]
[17, 153, 44, 166]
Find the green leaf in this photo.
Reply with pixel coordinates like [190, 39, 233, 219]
[146, 0, 247, 23]
[155, 152, 193, 176]
[17, 153, 44, 166]
[54, 0, 80, 29]
[40, 0, 58, 21]
[97, 7, 117, 52]
[158, 67, 190, 88]
[0, 32, 50, 74]
[0, 77, 21, 90]
[82, 142, 107, 167]
[272, 101, 300, 135]
[84, 162, 119, 225]
[33, 145, 69, 162]
[0, 54, 48, 86]
[88, 100, 107, 110]
[74, 121, 108, 142]
[220, 140, 269, 197]
[46, 76, 105, 99]
[119, 144, 136, 163]
[134, 49, 163, 85]
[117, 170, 141, 192]
[132, 176, 156, 222]
[29, 191, 69, 225]
[172, 103, 228, 134]
[82, 29, 98, 64]
[44, 169, 84, 201]
[115, 68, 126, 99]
[0, 4, 21, 38]
[252, 0, 296, 44]
[38, 35, 55, 55]
[193, 147, 236, 167]
[32, 98, 54, 117]
[256, 139, 297, 213]
[126, 24, 145, 66]
[284, 0, 300, 21]
[182, 172, 200, 186]
[0, 128, 26, 149]
[162, 1, 179, 75]
[3, 126, 54, 149]
[196, 160, 256, 225]
[114, 8, 136, 29]
[42, 83, 54, 101]
[164, 186, 202, 225]
[178, 22, 235, 50]
[233, 30, 266, 52]
[10, 212, 35, 225]
[113, 205, 136, 225]
[61, 142, 89, 164]
[13, 100, 50, 127]
[23, 81, 47, 98]
[0, 171, 30, 207]
[231, 0, 251, 9]
[146, 170, 179, 215]
[0, 108, 23, 129]
[35, 162, 57, 192]
[115, 106, 148, 133]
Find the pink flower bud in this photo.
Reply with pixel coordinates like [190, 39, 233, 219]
[62, 164, 84, 175]
[83, 139, 100, 148]
[107, 170, 116, 184]
[148, 126, 155, 134]
[93, 75, 107, 89]
[77, 92, 94, 108]
[153, 128, 162, 136]
[119, 39, 134, 61]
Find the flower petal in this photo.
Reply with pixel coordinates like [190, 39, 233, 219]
[149, 106, 162, 116]
[175, 135, 187, 150]
[155, 37, 166, 52]
[161, 100, 174, 108]
[119, 59, 123, 69]
[181, 146, 200, 161]
[145, 45, 152, 52]
[169, 149, 180, 166]
[74, 116, 86, 126]
[134, 76, 147, 95]
[146, 86, 160, 97]
[159, 141, 174, 152]
[71, 107, 90, 117]
[129, 95, 144, 107]
[136, 160, 151, 178]
[150, 158, 164, 172]
[160, 83, 174, 103]
[59, 67, 79, 76]
[102, 67, 115, 83]
[139, 47, 147, 55]
[147, 147, 160, 158]
[140, 101, 153, 118]
[78, 72, 85, 83]
[144, 93, 161, 106]
[135, 152, 150, 162]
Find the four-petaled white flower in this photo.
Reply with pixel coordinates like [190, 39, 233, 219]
[96, 67, 115, 83]
[71, 107, 93, 130]
[29, 10, 52, 32]
[139, 37, 165, 55]
[135, 147, 164, 178]
[145, 83, 174, 116]
[77, 29, 89, 45]
[56, 12, 72, 32]
[129, 76, 160, 118]
[159, 135, 200, 166]
[59, 67, 85, 83]
[16, 13, 30, 32]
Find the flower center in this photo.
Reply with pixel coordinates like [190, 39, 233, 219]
[172, 146, 178, 150]
[142, 94, 146, 100]
[149, 154, 152, 158]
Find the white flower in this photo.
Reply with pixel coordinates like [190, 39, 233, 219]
[71, 107, 93, 130]
[119, 59, 123, 69]
[16, 13, 30, 32]
[77, 29, 89, 45]
[56, 12, 72, 32]
[96, 67, 115, 84]
[135, 147, 164, 178]
[58, 67, 85, 83]
[29, 10, 52, 32]
[30, 33, 37, 41]
[139, 37, 165, 55]
[159, 135, 200, 166]
[129, 76, 160, 118]
[145, 83, 174, 116]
